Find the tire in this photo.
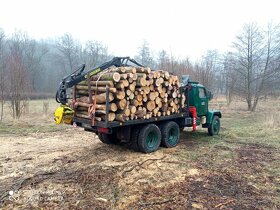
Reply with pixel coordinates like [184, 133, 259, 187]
[161, 121, 180, 148]
[98, 133, 119, 144]
[208, 115, 220, 136]
[138, 124, 161, 153]
[129, 126, 140, 152]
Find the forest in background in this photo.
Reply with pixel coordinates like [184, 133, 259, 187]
[0, 22, 280, 119]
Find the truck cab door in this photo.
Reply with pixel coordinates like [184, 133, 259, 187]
[197, 87, 208, 116]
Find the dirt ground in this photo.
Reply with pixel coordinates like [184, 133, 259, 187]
[0, 99, 280, 209]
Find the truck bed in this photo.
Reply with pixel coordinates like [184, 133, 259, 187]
[73, 112, 191, 131]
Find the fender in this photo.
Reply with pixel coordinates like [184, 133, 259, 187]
[202, 110, 222, 128]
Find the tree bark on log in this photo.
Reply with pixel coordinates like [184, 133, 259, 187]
[91, 72, 120, 82]
[76, 85, 117, 93]
[78, 80, 114, 87]
[77, 92, 114, 103]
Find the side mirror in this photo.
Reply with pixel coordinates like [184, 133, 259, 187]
[206, 90, 213, 100]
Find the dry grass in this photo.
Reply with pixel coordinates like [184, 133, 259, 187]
[0, 99, 67, 134]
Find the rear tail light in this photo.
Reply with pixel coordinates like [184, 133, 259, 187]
[98, 127, 109, 134]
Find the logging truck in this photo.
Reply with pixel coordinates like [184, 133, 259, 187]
[54, 57, 221, 153]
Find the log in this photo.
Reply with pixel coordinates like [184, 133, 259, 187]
[120, 74, 128, 79]
[75, 102, 117, 112]
[148, 78, 154, 85]
[77, 93, 114, 104]
[110, 103, 118, 112]
[142, 86, 150, 94]
[121, 80, 129, 87]
[76, 90, 90, 95]
[115, 114, 128, 122]
[122, 66, 136, 73]
[130, 113, 135, 120]
[91, 72, 120, 82]
[118, 109, 130, 117]
[76, 113, 102, 121]
[132, 99, 139, 107]
[155, 78, 163, 86]
[136, 67, 151, 74]
[76, 106, 88, 111]
[118, 67, 127, 73]
[148, 92, 157, 101]
[78, 80, 114, 87]
[129, 105, 137, 114]
[116, 91, 126, 100]
[155, 97, 161, 105]
[117, 99, 127, 110]
[132, 73, 138, 81]
[136, 73, 147, 79]
[116, 83, 124, 89]
[129, 84, 136, 92]
[152, 107, 159, 116]
[129, 92, 135, 100]
[163, 81, 169, 87]
[126, 89, 131, 96]
[172, 91, 177, 98]
[157, 101, 163, 108]
[147, 101, 156, 112]
[128, 77, 134, 83]
[146, 112, 152, 119]
[149, 85, 155, 91]
[161, 103, 168, 112]
[136, 77, 147, 86]
[76, 109, 109, 116]
[143, 95, 148, 102]
[100, 112, 115, 121]
[155, 85, 162, 92]
[76, 85, 117, 93]
[135, 109, 147, 118]
[160, 91, 166, 98]
[136, 94, 143, 102]
[74, 101, 91, 108]
[146, 80, 150, 86]
[158, 70, 170, 79]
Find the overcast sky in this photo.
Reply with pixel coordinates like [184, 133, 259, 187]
[1, 0, 280, 61]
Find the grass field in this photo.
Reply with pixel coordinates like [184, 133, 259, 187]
[0, 98, 279, 209]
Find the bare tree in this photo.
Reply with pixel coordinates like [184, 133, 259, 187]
[0, 29, 6, 121]
[192, 50, 219, 91]
[82, 41, 109, 68]
[232, 23, 280, 111]
[157, 49, 169, 70]
[222, 52, 238, 105]
[7, 31, 29, 118]
[24, 39, 48, 91]
[136, 41, 154, 67]
[56, 33, 81, 73]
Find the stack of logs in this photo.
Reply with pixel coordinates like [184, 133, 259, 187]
[71, 66, 185, 122]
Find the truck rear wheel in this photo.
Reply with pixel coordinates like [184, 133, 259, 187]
[98, 133, 119, 144]
[138, 124, 161, 153]
[161, 121, 180, 148]
[208, 115, 220, 136]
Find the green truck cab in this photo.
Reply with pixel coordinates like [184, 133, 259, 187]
[183, 79, 222, 136]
